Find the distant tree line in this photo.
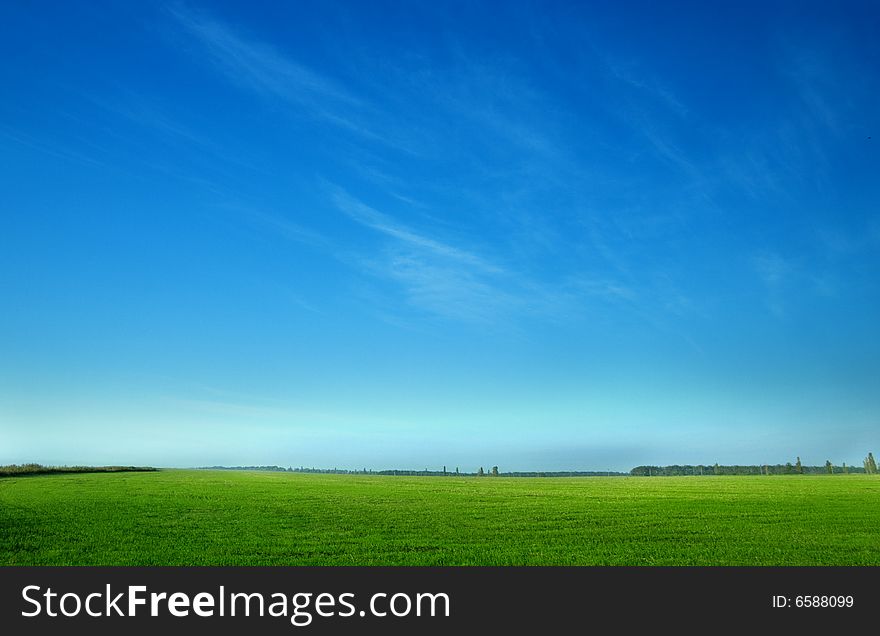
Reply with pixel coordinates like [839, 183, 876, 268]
[0, 464, 156, 477]
[197, 454, 879, 478]
[8, 457, 875, 479]
[631, 458, 873, 476]
[497, 470, 628, 477]
[197, 465, 629, 477]
[199, 466, 363, 474]
[362, 467, 629, 477]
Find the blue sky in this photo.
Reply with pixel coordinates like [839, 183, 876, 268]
[1, 1, 878, 471]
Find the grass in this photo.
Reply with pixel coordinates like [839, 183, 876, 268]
[1, 470, 878, 565]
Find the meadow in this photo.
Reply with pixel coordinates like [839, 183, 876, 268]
[1, 470, 878, 566]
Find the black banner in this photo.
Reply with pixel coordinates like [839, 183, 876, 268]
[0, 567, 875, 634]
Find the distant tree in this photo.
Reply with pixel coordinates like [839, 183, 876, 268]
[455, 467, 459, 475]
[491, 466, 499, 476]
[796, 457, 803, 474]
[825, 460, 833, 474]
[443, 465, 447, 475]
[785, 462, 793, 474]
[477, 467, 484, 476]
[866, 452, 877, 475]
[843, 462, 848, 474]
[713, 463, 721, 475]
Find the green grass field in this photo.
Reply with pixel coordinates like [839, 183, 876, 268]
[1, 470, 878, 565]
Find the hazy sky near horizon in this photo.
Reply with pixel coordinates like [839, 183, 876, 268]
[1, 1, 878, 471]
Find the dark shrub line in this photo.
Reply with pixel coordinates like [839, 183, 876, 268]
[0, 464, 157, 477]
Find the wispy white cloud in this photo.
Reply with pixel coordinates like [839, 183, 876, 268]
[88, 94, 213, 149]
[158, 7, 742, 336]
[566, 277, 636, 302]
[325, 186, 694, 332]
[606, 59, 689, 119]
[167, 5, 434, 157]
[169, 6, 359, 109]
[0, 125, 108, 169]
[381, 254, 520, 324]
[238, 205, 328, 248]
[327, 186, 515, 323]
[329, 187, 502, 274]
[639, 125, 701, 180]
[781, 47, 846, 136]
